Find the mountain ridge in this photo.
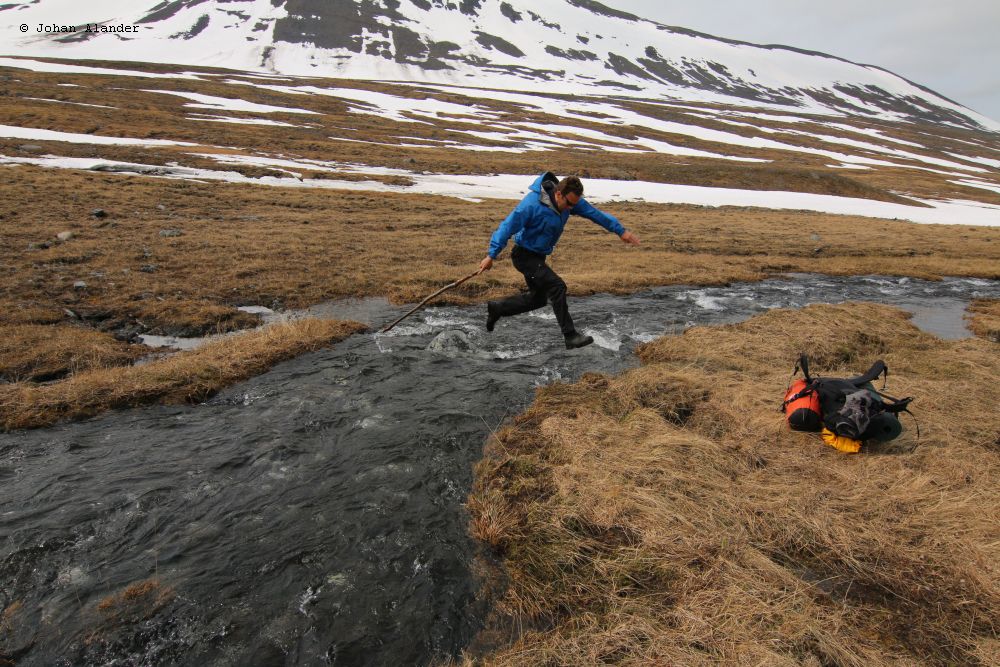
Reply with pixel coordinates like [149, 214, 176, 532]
[2, 0, 996, 131]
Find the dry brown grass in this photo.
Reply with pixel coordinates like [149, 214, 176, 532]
[86, 579, 175, 646]
[467, 302, 1000, 665]
[0, 323, 148, 382]
[3, 167, 997, 324]
[95, 580, 173, 616]
[967, 299, 1000, 342]
[0, 317, 365, 430]
[127, 300, 261, 337]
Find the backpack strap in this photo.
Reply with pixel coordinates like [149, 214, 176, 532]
[780, 354, 816, 413]
[848, 359, 888, 389]
[780, 385, 817, 412]
[876, 392, 921, 439]
[905, 410, 921, 440]
[874, 391, 913, 413]
[794, 354, 813, 383]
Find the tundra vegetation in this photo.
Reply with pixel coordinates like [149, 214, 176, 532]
[466, 302, 1000, 665]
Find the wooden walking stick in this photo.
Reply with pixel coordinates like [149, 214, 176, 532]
[379, 267, 485, 333]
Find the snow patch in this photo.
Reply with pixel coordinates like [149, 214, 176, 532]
[0, 124, 197, 146]
[3, 153, 999, 227]
[142, 89, 320, 115]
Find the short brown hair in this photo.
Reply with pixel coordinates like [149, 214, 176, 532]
[556, 175, 583, 197]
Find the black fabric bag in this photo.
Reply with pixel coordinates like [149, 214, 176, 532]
[786, 355, 914, 443]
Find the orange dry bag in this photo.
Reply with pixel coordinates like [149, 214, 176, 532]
[782, 379, 822, 432]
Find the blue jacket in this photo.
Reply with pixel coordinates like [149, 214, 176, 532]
[488, 172, 625, 258]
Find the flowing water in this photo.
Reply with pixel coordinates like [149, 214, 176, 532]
[2, 275, 998, 666]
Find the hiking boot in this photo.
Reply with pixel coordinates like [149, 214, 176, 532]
[486, 301, 500, 332]
[564, 331, 594, 350]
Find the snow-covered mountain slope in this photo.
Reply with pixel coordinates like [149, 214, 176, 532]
[2, 0, 997, 132]
[2, 54, 999, 226]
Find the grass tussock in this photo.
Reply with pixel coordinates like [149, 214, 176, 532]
[0, 300, 67, 326]
[0, 323, 148, 382]
[130, 299, 262, 336]
[86, 579, 175, 646]
[468, 302, 1000, 665]
[967, 299, 1000, 343]
[0, 318, 365, 430]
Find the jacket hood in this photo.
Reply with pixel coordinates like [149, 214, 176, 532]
[529, 171, 559, 194]
[530, 171, 560, 211]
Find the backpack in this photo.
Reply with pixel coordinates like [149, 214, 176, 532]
[781, 354, 916, 444]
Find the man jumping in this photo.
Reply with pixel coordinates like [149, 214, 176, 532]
[479, 172, 640, 349]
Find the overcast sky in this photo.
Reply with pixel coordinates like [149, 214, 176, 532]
[611, 0, 1000, 123]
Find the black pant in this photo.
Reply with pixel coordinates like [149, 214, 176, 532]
[493, 246, 575, 335]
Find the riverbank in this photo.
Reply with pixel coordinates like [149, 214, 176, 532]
[467, 302, 999, 665]
[0, 318, 365, 430]
[968, 299, 1000, 342]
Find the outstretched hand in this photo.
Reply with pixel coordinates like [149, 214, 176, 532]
[479, 256, 494, 272]
[621, 231, 641, 246]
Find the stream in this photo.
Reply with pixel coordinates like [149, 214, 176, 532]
[1, 274, 998, 666]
